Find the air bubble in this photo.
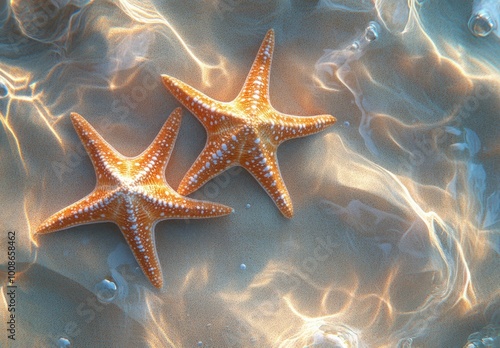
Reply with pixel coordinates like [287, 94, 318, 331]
[397, 337, 413, 347]
[0, 83, 8, 98]
[464, 323, 500, 347]
[365, 21, 380, 41]
[240, 263, 247, 270]
[245, 203, 251, 209]
[468, 11, 496, 37]
[94, 278, 117, 303]
[343, 121, 350, 127]
[57, 337, 71, 348]
[483, 338, 495, 345]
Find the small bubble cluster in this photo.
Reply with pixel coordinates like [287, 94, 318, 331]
[464, 324, 500, 348]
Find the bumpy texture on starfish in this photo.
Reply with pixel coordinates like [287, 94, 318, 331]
[162, 29, 336, 218]
[36, 108, 233, 288]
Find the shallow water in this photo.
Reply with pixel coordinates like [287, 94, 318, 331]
[1, 0, 499, 347]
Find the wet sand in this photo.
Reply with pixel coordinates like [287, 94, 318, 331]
[1, 0, 499, 347]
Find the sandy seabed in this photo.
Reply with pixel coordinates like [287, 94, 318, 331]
[1, 0, 499, 347]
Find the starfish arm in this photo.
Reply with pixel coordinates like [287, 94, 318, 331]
[35, 190, 116, 234]
[117, 191, 232, 288]
[235, 29, 275, 103]
[70, 113, 124, 186]
[138, 184, 234, 219]
[119, 214, 164, 288]
[241, 144, 294, 218]
[267, 112, 336, 144]
[134, 108, 183, 185]
[161, 75, 234, 129]
[163, 192, 234, 219]
[177, 133, 242, 195]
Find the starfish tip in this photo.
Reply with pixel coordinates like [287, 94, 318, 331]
[161, 74, 175, 85]
[152, 279, 163, 288]
[169, 107, 183, 122]
[283, 207, 294, 219]
[70, 112, 83, 124]
[219, 205, 234, 216]
[34, 223, 51, 235]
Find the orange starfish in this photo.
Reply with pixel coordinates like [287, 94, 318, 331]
[35, 108, 233, 288]
[162, 29, 336, 218]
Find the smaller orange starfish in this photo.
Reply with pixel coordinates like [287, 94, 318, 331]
[35, 108, 233, 288]
[162, 29, 336, 218]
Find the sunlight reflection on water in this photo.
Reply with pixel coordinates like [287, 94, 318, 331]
[0, 0, 499, 347]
